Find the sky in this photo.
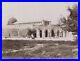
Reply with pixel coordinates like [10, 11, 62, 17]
[2, 2, 78, 28]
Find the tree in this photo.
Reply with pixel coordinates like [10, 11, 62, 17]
[31, 28, 36, 38]
[68, 4, 78, 32]
[19, 28, 36, 38]
[60, 4, 78, 34]
[19, 28, 32, 38]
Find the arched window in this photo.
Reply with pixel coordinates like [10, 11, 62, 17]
[45, 30, 48, 37]
[40, 30, 42, 38]
[51, 30, 55, 37]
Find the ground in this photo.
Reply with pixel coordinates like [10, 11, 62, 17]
[2, 39, 78, 59]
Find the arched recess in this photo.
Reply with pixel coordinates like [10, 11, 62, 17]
[57, 30, 59, 37]
[60, 31, 63, 37]
[40, 30, 42, 38]
[45, 30, 48, 37]
[33, 30, 36, 38]
[32, 29, 36, 38]
[51, 29, 55, 37]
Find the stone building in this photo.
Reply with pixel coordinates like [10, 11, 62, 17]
[3, 20, 74, 41]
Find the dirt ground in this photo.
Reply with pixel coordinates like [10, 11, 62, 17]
[2, 40, 78, 59]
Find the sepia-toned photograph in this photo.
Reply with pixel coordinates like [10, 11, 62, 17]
[2, 2, 78, 59]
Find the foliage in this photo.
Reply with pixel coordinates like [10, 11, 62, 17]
[60, 4, 78, 33]
[19, 28, 36, 38]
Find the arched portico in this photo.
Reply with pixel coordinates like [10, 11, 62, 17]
[35, 27, 66, 38]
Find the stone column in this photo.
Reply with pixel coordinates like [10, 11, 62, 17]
[18, 29, 20, 38]
[59, 31, 62, 37]
[36, 29, 40, 38]
[54, 30, 57, 38]
[63, 31, 66, 37]
[48, 29, 51, 37]
[61, 31, 63, 37]
[42, 29, 45, 38]
[66, 31, 69, 38]
[55, 32, 57, 38]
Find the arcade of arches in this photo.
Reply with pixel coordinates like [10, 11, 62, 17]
[5, 28, 65, 38]
[35, 29, 65, 38]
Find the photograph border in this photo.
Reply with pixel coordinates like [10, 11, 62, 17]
[0, 0, 79, 61]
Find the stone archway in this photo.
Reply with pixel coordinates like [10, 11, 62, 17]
[45, 30, 48, 37]
[40, 30, 42, 38]
[33, 30, 36, 38]
[51, 29, 55, 37]
[31, 29, 36, 38]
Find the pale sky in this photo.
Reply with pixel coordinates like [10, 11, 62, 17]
[2, 2, 78, 28]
